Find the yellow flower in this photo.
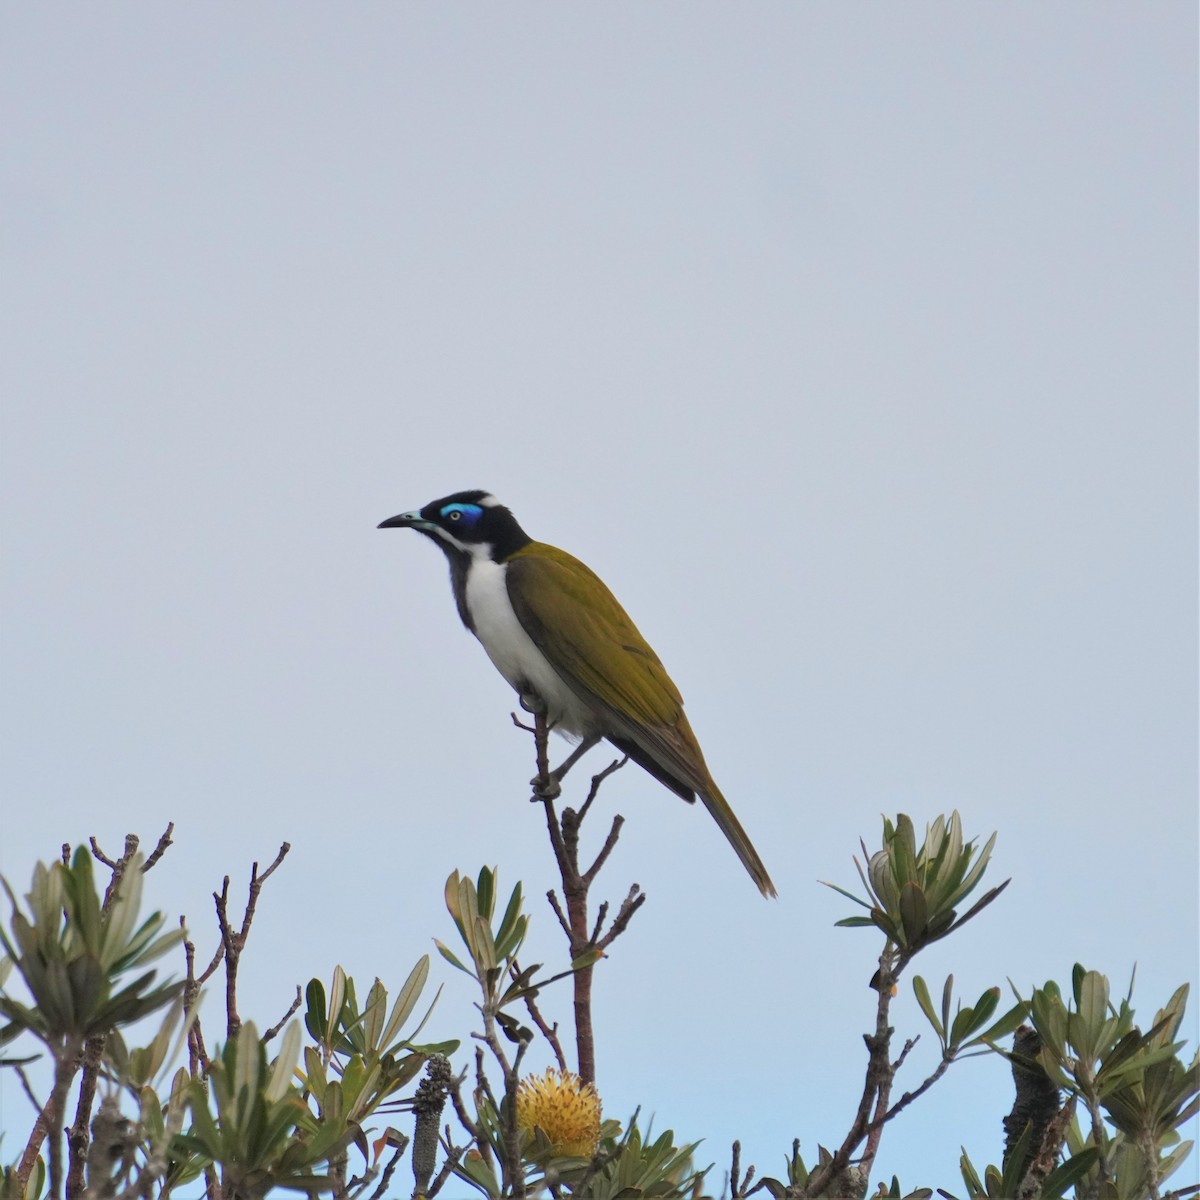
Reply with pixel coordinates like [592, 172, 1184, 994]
[516, 1068, 602, 1158]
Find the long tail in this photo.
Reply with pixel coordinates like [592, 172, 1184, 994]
[699, 781, 777, 898]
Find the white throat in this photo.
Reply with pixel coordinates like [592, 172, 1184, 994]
[462, 549, 596, 739]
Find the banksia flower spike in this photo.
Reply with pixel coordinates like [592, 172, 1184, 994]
[516, 1068, 602, 1158]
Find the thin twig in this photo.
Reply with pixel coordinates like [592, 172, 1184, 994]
[524, 712, 643, 1088]
[546, 888, 572, 940]
[582, 816, 625, 886]
[88, 838, 117, 869]
[426, 1137, 464, 1199]
[15, 1065, 45, 1115]
[532, 708, 552, 788]
[729, 1141, 752, 1200]
[263, 987, 303, 1042]
[515, 961, 567, 1071]
[46, 1034, 84, 1200]
[449, 1064, 483, 1146]
[510, 711, 536, 734]
[182, 918, 213, 1076]
[589, 901, 610, 945]
[364, 1143, 405, 1200]
[803, 945, 903, 1196]
[69, 830, 158, 1196]
[872, 1054, 951, 1132]
[594, 886, 645, 953]
[214, 844, 291, 1038]
[13, 1063, 54, 1194]
[577, 757, 627, 824]
[141, 823, 175, 872]
[95, 834, 139, 907]
[861, 1034, 924, 1174]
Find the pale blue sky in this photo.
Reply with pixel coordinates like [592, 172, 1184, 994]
[2, 5, 1196, 1192]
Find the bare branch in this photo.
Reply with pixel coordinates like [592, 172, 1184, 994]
[263, 986, 303, 1042]
[582, 815, 625, 885]
[892, 1035, 919, 1073]
[803, 945, 902, 1196]
[180, 917, 215, 1078]
[532, 709, 552, 789]
[141, 823, 175, 872]
[212, 844, 291, 1039]
[449, 1065, 483, 1145]
[253, 842, 291, 888]
[594, 886, 645, 954]
[15, 1065, 45, 1115]
[66, 829, 159, 1192]
[522, 711, 647, 1087]
[546, 889, 572, 940]
[364, 1142, 405, 1200]
[589, 900, 610, 945]
[515, 961, 567, 1071]
[12, 1063, 54, 1194]
[426, 1138, 464, 1199]
[88, 838, 117, 869]
[729, 1140, 758, 1200]
[577, 756, 627, 824]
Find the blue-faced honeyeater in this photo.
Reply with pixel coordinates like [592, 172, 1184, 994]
[378, 490, 775, 898]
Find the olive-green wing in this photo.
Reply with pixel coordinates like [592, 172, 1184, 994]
[507, 543, 777, 899]
[505, 543, 684, 729]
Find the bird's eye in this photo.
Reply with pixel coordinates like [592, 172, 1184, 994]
[441, 502, 482, 525]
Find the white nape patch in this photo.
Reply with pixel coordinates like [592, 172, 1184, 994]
[463, 547, 596, 739]
[478, 494, 501, 507]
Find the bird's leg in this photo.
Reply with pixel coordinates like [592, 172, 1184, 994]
[532, 735, 600, 800]
[551, 734, 601, 783]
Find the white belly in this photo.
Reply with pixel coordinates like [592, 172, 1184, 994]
[464, 555, 596, 739]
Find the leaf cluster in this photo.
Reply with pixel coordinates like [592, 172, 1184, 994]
[0, 848, 183, 1048]
[953, 969, 1198, 1200]
[828, 813, 1007, 959]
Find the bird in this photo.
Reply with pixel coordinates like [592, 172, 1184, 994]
[378, 490, 776, 898]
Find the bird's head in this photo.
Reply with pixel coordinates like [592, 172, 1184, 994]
[378, 490, 532, 561]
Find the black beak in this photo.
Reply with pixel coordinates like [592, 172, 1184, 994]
[378, 510, 425, 530]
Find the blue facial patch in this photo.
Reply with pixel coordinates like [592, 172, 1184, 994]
[440, 502, 483, 526]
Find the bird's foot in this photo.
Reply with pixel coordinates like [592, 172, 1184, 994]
[530, 774, 562, 801]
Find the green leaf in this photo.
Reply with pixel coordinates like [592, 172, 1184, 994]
[475, 866, 495, 922]
[304, 979, 327, 1042]
[898, 881, 928, 947]
[821, 880, 873, 910]
[494, 883, 525, 952]
[362, 979, 386, 1051]
[968, 999, 1028, 1048]
[433, 939, 469, 975]
[443, 870, 463, 927]
[265, 1020, 302, 1102]
[958, 988, 1001, 1043]
[1074, 969, 1110, 1062]
[326, 968, 346, 1048]
[913, 975, 945, 1044]
[379, 955, 429, 1048]
[1039, 1146, 1100, 1197]
[472, 915, 497, 972]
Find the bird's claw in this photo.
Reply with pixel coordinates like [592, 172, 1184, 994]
[531, 774, 562, 800]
